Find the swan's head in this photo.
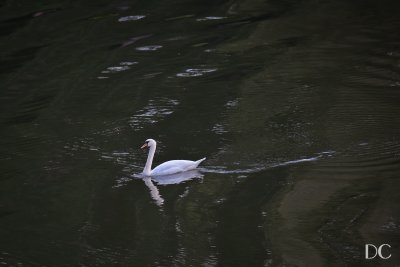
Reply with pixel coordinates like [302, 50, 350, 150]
[141, 138, 156, 150]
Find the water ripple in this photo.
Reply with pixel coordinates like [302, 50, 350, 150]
[103, 66, 130, 73]
[176, 68, 217, 77]
[202, 152, 334, 174]
[128, 98, 179, 130]
[135, 45, 162, 51]
[118, 15, 145, 22]
[98, 61, 138, 78]
[314, 141, 400, 173]
[196, 16, 227, 21]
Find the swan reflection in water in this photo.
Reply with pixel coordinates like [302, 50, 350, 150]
[141, 170, 204, 206]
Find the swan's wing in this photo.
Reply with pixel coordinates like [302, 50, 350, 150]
[151, 160, 197, 176]
[153, 166, 185, 176]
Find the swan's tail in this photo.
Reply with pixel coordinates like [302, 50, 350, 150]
[195, 157, 206, 167]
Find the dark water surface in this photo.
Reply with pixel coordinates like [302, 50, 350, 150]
[1, 0, 400, 266]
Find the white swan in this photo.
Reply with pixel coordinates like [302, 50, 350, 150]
[141, 139, 206, 176]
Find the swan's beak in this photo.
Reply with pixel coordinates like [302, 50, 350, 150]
[141, 143, 148, 150]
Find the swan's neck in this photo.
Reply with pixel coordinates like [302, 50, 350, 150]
[143, 144, 156, 175]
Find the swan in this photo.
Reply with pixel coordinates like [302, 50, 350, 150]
[141, 139, 206, 176]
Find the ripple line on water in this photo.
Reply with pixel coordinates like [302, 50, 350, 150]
[176, 68, 217, 77]
[200, 152, 334, 174]
[118, 15, 145, 22]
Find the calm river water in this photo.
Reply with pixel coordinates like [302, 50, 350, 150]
[1, 0, 400, 266]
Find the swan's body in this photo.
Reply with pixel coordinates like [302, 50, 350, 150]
[141, 139, 206, 176]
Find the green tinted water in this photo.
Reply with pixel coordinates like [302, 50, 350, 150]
[1, 0, 400, 266]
